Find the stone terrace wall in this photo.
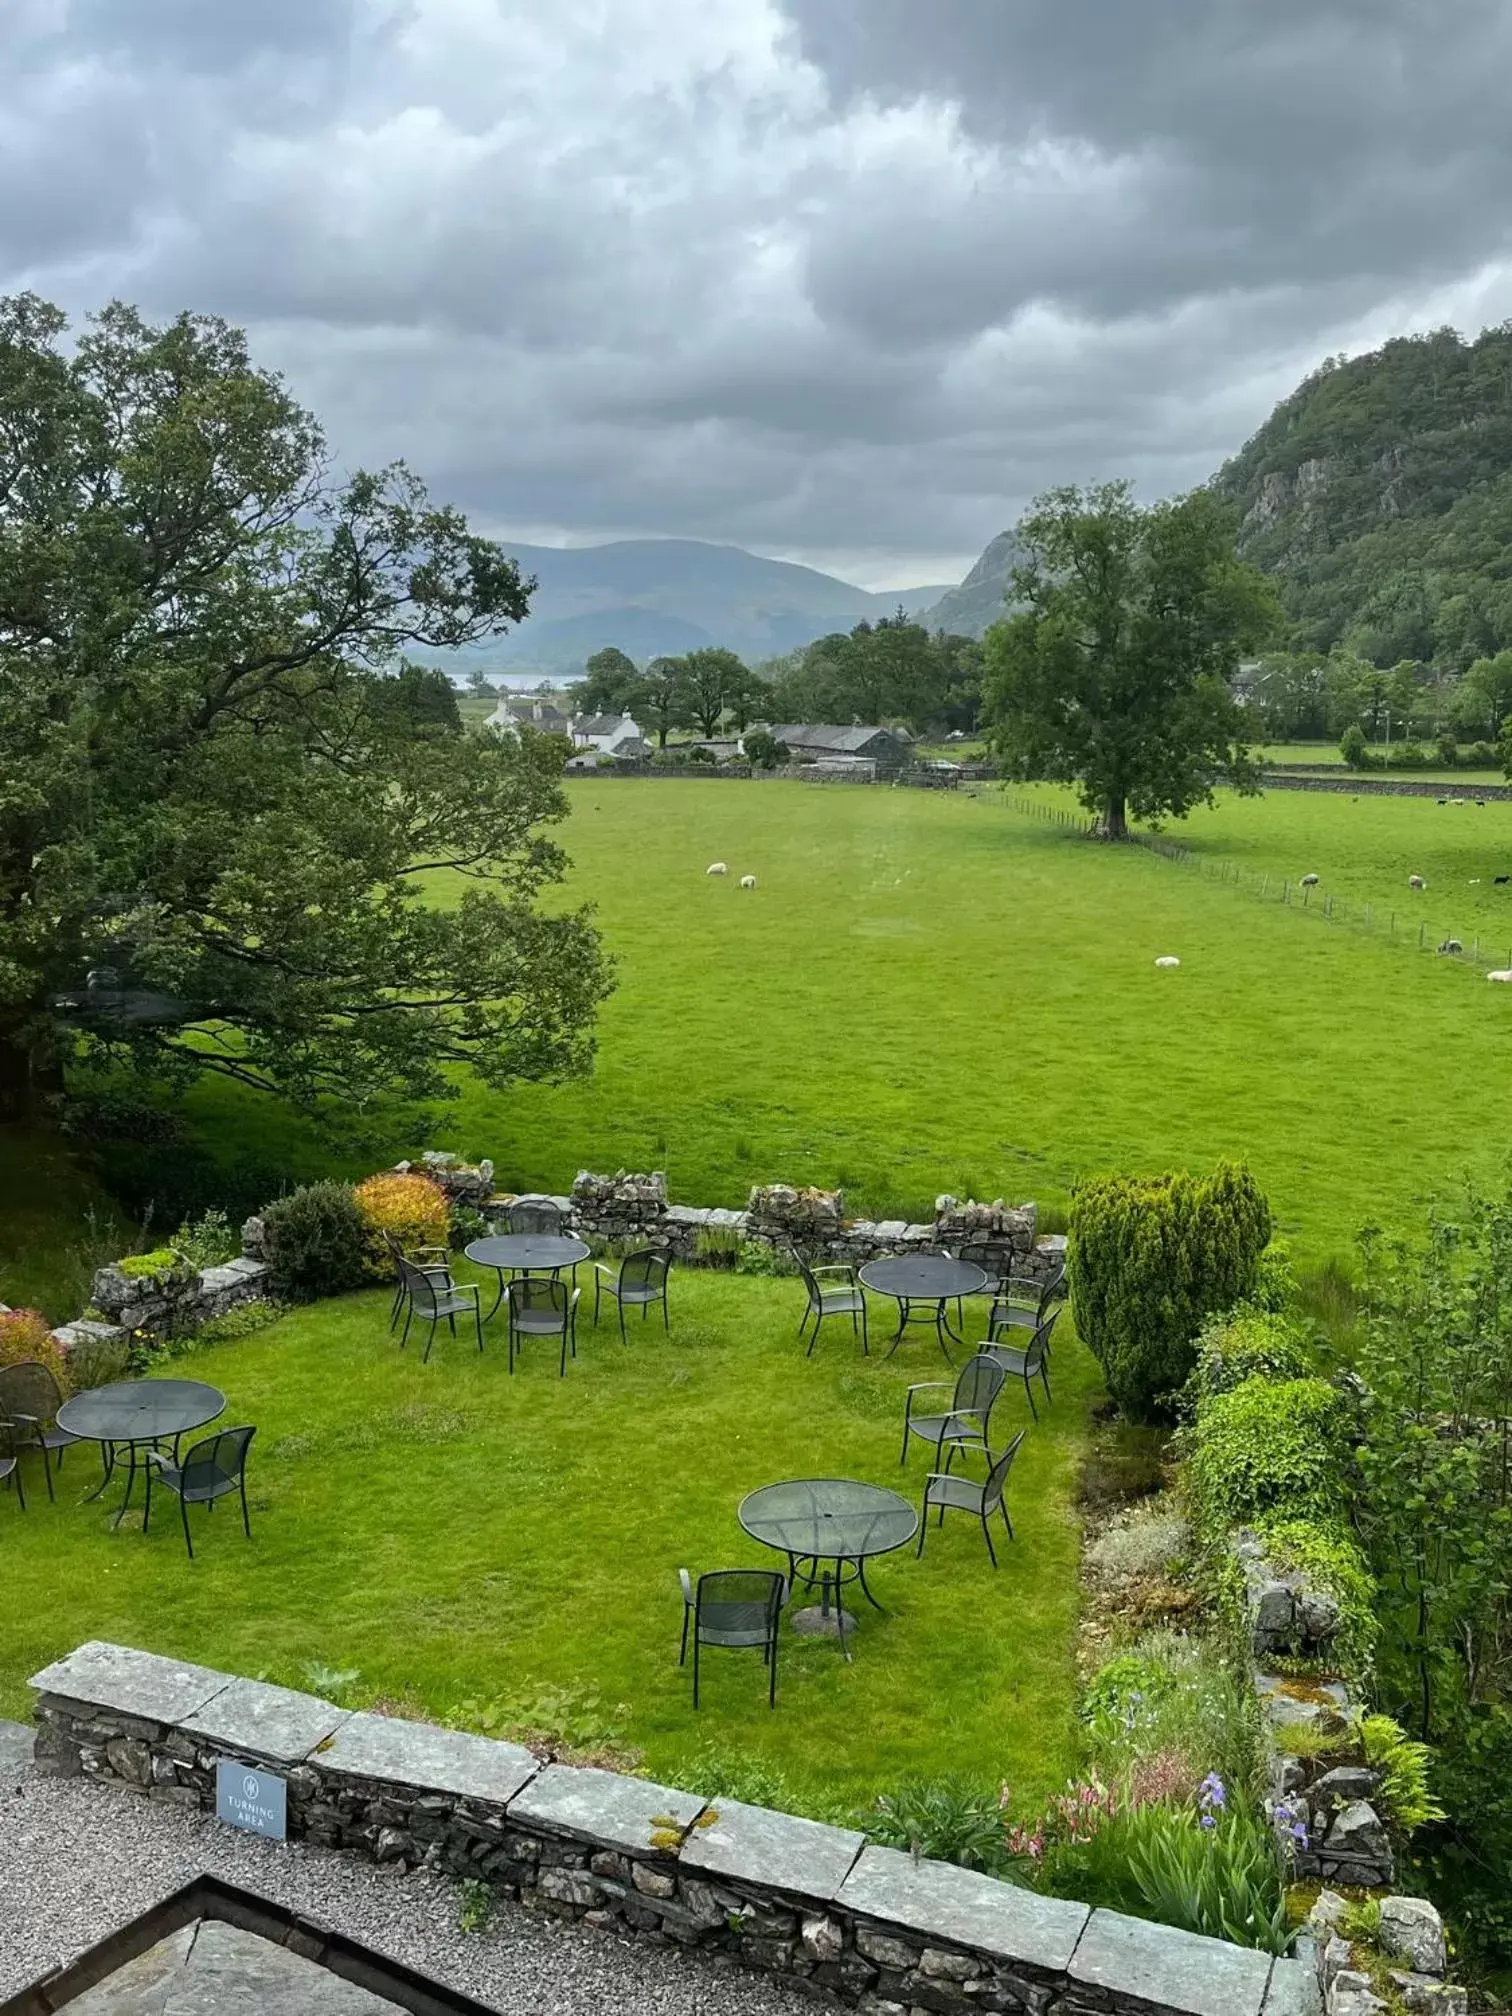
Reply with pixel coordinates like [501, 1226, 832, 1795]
[31, 1642, 1315, 2016]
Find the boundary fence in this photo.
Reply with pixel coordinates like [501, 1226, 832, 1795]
[995, 790, 1512, 976]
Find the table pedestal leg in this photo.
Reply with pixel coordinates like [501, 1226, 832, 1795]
[788, 1558, 857, 1655]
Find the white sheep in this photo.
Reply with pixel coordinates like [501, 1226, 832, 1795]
[1299, 873, 1320, 888]
[739, 874, 757, 889]
[1488, 970, 1512, 984]
[1409, 874, 1426, 891]
[706, 862, 728, 876]
[1154, 955, 1181, 968]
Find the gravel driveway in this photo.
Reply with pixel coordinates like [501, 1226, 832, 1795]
[0, 1749, 812, 2015]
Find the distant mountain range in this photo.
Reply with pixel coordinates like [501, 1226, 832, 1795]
[411, 538, 951, 673]
[916, 532, 1023, 637]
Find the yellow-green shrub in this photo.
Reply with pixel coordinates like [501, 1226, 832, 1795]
[0, 1307, 69, 1393]
[354, 1172, 451, 1279]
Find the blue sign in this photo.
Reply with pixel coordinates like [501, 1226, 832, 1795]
[215, 1758, 287, 1840]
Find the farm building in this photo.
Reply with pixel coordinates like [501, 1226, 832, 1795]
[769, 724, 913, 774]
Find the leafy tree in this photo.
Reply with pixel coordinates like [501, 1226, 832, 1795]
[0, 294, 610, 1118]
[1340, 722, 1370, 768]
[466, 668, 495, 698]
[742, 729, 789, 770]
[675, 647, 752, 738]
[636, 658, 690, 747]
[368, 662, 463, 740]
[982, 483, 1277, 838]
[580, 646, 640, 715]
[1463, 649, 1512, 740]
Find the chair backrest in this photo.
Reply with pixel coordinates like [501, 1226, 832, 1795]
[180, 1425, 256, 1490]
[399, 1256, 455, 1316]
[982, 1429, 1027, 1512]
[1036, 1306, 1063, 1354]
[694, 1568, 785, 1633]
[956, 1239, 1016, 1285]
[953, 1351, 1008, 1418]
[789, 1248, 822, 1305]
[620, 1248, 671, 1293]
[507, 1200, 566, 1235]
[507, 1274, 570, 1320]
[0, 1360, 64, 1428]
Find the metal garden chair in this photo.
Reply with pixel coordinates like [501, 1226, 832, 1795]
[506, 1274, 580, 1377]
[917, 1428, 1027, 1568]
[505, 1199, 567, 1235]
[678, 1567, 787, 1708]
[791, 1249, 868, 1357]
[0, 1360, 78, 1501]
[144, 1425, 257, 1561]
[900, 1352, 1007, 1471]
[381, 1226, 451, 1332]
[0, 1452, 23, 1512]
[982, 1307, 1060, 1418]
[397, 1256, 483, 1363]
[593, 1247, 671, 1341]
[987, 1271, 1059, 1344]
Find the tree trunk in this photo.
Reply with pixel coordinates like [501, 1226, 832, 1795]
[1102, 794, 1129, 840]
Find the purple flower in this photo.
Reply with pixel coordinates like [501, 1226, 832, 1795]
[1199, 1773, 1227, 1810]
[1199, 1813, 1216, 1830]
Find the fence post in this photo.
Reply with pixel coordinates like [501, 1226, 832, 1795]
[1325, 894, 1333, 918]
[1302, 885, 1310, 907]
[1260, 873, 1267, 898]
[1419, 921, 1426, 949]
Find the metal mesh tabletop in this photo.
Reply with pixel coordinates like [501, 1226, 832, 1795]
[739, 1479, 918, 1561]
[464, 1234, 591, 1271]
[858, 1256, 988, 1300]
[57, 1379, 226, 1444]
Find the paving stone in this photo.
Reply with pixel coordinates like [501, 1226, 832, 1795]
[680, 1797, 864, 1902]
[1263, 1955, 1323, 2016]
[67, 1919, 396, 2014]
[1069, 1909, 1273, 2016]
[837, 1846, 1087, 1974]
[318, 1713, 538, 1804]
[31, 1643, 230, 1728]
[509, 1764, 704, 1855]
[182, 1678, 352, 1765]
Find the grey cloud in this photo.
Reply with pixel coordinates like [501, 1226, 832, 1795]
[67, 0, 361, 70]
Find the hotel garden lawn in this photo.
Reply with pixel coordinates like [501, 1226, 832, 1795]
[0, 1266, 1101, 1816]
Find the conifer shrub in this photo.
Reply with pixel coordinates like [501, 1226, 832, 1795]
[1070, 1161, 1271, 1420]
[261, 1182, 369, 1301]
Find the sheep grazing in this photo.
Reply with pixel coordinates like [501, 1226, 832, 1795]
[706, 862, 728, 876]
[1154, 955, 1181, 968]
[1438, 938, 1465, 956]
[1408, 874, 1426, 891]
[1299, 873, 1320, 888]
[1489, 971, 1512, 984]
[739, 874, 758, 889]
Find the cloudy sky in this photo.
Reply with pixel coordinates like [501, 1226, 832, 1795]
[6, 0, 1512, 588]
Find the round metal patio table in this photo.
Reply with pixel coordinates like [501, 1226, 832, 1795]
[465, 1233, 591, 1320]
[857, 1255, 988, 1365]
[57, 1379, 226, 1528]
[739, 1478, 918, 1661]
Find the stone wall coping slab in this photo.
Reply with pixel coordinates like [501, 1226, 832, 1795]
[318, 1712, 539, 1804]
[507, 1762, 704, 1853]
[678, 1795, 865, 1901]
[1070, 1908, 1274, 2016]
[1263, 1956, 1324, 2016]
[30, 1642, 230, 1728]
[836, 1843, 1089, 1973]
[180, 1677, 352, 1765]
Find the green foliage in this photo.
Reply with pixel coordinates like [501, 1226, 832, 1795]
[1356, 1713, 1446, 1835]
[741, 728, 788, 769]
[171, 1209, 238, 1269]
[1183, 1307, 1312, 1408]
[450, 1681, 628, 1761]
[367, 662, 462, 741]
[301, 1661, 362, 1706]
[448, 1204, 489, 1252]
[1079, 1653, 1175, 1727]
[1418, 1704, 1512, 1972]
[734, 1238, 794, 1277]
[1185, 1377, 1346, 1542]
[195, 1298, 288, 1348]
[1122, 1803, 1291, 1954]
[1261, 1520, 1378, 1679]
[117, 1247, 185, 1280]
[457, 1878, 494, 1936]
[1250, 1242, 1298, 1314]
[1070, 1160, 1273, 1420]
[580, 646, 641, 715]
[669, 1742, 843, 1824]
[260, 1182, 369, 1301]
[982, 482, 1276, 836]
[0, 292, 608, 1119]
[863, 1776, 1016, 1876]
[768, 613, 982, 737]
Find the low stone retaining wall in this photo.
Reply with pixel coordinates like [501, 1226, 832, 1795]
[50, 1255, 273, 1366]
[1261, 772, 1512, 801]
[30, 1641, 1316, 2016]
[498, 1172, 1066, 1283]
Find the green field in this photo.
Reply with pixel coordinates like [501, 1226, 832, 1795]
[0, 1270, 1099, 1807]
[156, 778, 1512, 1273]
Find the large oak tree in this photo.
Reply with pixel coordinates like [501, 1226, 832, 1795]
[0, 296, 611, 1116]
[982, 483, 1277, 838]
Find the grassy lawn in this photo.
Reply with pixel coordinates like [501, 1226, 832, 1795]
[0, 1267, 1100, 1811]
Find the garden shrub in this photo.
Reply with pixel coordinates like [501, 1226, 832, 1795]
[353, 1171, 451, 1279]
[1083, 1501, 1190, 1587]
[1260, 1518, 1377, 1679]
[1249, 1240, 1297, 1313]
[261, 1182, 369, 1301]
[195, 1299, 288, 1348]
[863, 1776, 1015, 1876]
[0, 1307, 68, 1391]
[1356, 1713, 1445, 1835]
[1183, 1307, 1312, 1408]
[1185, 1377, 1346, 1543]
[171, 1208, 238, 1269]
[1071, 1161, 1272, 1420]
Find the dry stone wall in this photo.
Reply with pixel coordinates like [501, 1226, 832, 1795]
[30, 1641, 1318, 2016]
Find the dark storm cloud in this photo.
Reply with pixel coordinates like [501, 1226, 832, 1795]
[0, 0, 1509, 584]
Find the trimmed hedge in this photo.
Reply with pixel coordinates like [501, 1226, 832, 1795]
[1070, 1160, 1272, 1420]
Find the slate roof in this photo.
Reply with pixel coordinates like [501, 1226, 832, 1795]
[771, 723, 901, 754]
